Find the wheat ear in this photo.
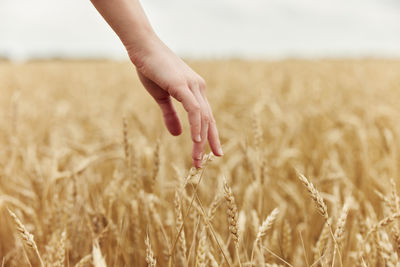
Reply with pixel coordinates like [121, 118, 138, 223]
[367, 213, 400, 237]
[174, 191, 187, 266]
[255, 208, 280, 244]
[223, 179, 242, 267]
[313, 221, 330, 263]
[74, 255, 92, 267]
[151, 139, 160, 192]
[297, 172, 343, 266]
[55, 230, 66, 267]
[297, 172, 329, 221]
[92, 240, 107, 267]
[282, 219, 292, 260]
[196, 226, 206, 267]
[145, 233, 157, 267]
[8, 209, 44, 267]
[251, 208, 279, 264]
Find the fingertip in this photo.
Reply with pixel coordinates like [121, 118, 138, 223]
[213, 147, 224, 157]
[207, 123, 223, 156]
[169, 126, 182, 136]
[193, 159, 202, 168]
[208, 138, 223, 157]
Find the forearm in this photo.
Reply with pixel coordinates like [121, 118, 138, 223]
[90, 0, 159, 64]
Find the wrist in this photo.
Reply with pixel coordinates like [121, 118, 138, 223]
[124, 30, 161, 66]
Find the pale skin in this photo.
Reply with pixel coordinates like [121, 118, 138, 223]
[90, 0, 223, 168]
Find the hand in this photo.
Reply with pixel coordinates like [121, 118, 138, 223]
[89, 0, 222, 167]
[128, 37, 223, 167]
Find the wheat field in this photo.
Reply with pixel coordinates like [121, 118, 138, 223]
[1, 59, 400, 266]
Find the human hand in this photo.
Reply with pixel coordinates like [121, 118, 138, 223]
[89, 0, 222, 167]
[128, 37, 223, 167]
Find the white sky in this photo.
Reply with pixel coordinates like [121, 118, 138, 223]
[0, 0, 400, 60]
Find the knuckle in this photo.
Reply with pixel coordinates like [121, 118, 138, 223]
[203, 113, 211, 123]
[155, 96, 171, 105]
[169, 90, 181, 101]
[192, 150, 202, 160]
[198, 78, 206, 91]
[166, 79, 187, 93]
[191, 103, 201, 113]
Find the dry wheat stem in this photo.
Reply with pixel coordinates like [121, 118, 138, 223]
[169, 160, 211, 267]
[260, 245, 294, 267]
[187, 177, 231, 267]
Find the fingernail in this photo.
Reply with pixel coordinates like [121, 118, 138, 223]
[195, 134, 201, 142]
[217, 147, 224, 156]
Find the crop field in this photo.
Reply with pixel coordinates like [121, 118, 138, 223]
[1, 59, 400, 266]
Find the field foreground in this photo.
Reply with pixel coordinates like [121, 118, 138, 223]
[1, 59, 400, 266]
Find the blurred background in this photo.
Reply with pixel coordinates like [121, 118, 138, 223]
[1, 0, 400, 61]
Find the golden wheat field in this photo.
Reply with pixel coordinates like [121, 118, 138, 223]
[1, 59, 400, 267]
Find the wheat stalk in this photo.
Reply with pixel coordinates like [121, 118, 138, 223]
[334, 200, 351, 245]
[296, 172, 343, 266]
[122, 116, 130, 168]
[297, 172, 329, 221]
[54, 230, 66, 267]
[251, 208, 279, 264]
[282, 219, 292, 260]
[8, 209, 44, 267]
[331, 199, 351, 266]
[207, 194, 222, 222]
[145, 233, 157, 267]
[313, 221, 331, 263]
[151, 139, 160, 192]
[195, 226, 206, 267]
[255, 208, 280, 244]
[367, 213, 400, 237]
[223, 179, 240, 245]
[174, 191, 187, 266]
[207, 251, 219, 267]
[223, 178, 242, 267]
[74, 255, 92, 267]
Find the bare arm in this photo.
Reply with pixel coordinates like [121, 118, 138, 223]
[90, 0, 223, 167]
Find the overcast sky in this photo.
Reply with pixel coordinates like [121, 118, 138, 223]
[0, 0, 400, 60]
